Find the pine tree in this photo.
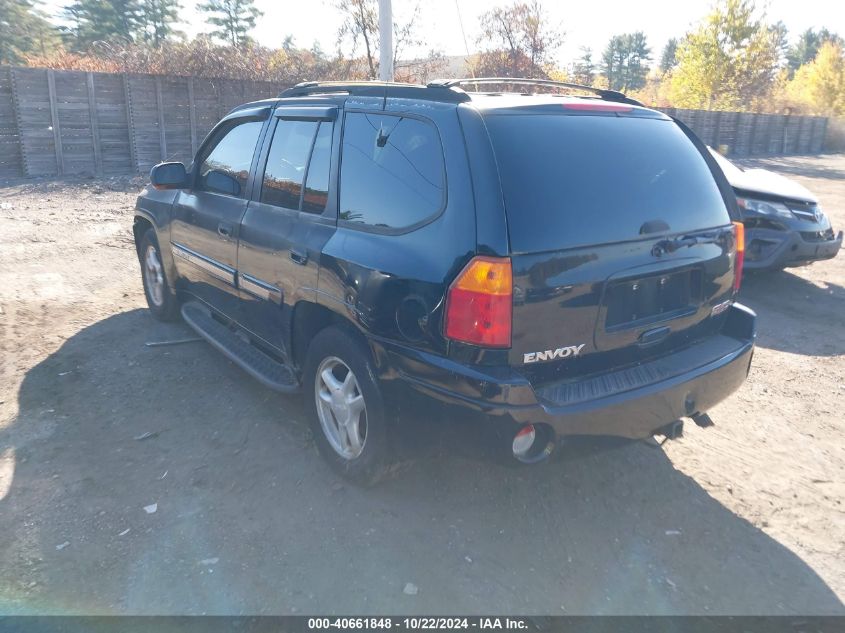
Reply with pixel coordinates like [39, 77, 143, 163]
[571, 47, 595, 85]
[198, 0, 262, 48]
[139, 0, 182, 45]
[769, 20, 789, 63]
[602, 32, 651, 91]
[0, 0, 61, 63]
[659, 38, 678, 74]
[786, 28, 844, 73]
[62, 0, 144, 50]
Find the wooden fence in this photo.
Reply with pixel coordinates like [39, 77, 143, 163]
[659, 107, 829, 157]
[0, 65, 832, 179]
[0, 66, 284, 179]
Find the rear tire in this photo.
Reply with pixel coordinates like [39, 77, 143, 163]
[139, 228, 180, 322]
[303, 326, 391, 485]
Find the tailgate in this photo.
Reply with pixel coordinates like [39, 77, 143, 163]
[482, 108, 737, 383]
[510, 232, 735, 383]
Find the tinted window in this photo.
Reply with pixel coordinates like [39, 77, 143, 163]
[302, 122, 333, 215]
[198, 119, 263, 197]
[261, 119, 318, 210]
[484, 115, 731, 253]
[340, 113, 444, 229]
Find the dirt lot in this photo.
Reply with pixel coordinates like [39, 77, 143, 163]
[0, 155, 843, 615]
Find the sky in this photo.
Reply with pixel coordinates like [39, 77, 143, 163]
[41, 0, 845, 68]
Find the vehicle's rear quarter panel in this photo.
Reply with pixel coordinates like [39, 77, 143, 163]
[317, 99, 477, 359]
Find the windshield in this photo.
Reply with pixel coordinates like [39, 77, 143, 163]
[485, 114, 731, 253]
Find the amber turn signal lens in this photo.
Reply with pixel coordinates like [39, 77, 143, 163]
[450, 257, 513, 295]
[732, 221, 745, 292]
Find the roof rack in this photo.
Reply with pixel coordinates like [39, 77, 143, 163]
[278, 81, 471, 103]
[426, 77, 643, 106]
[278, 78, 644, 107]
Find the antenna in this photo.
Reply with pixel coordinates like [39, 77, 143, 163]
[453, 0, 475, 79]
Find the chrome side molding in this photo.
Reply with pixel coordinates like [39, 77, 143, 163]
[239, 272, 283, 304]
[171, 242, 236, 286]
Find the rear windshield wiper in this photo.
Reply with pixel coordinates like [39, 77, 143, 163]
[651, 230, 724, 257]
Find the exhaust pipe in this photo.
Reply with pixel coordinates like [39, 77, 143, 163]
[512, 424, 537, 458]
[511, 423, 556, 464]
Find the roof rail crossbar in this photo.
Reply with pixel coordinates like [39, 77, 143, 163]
[426, 77, 643, 106]
[278, 81, 471, 103]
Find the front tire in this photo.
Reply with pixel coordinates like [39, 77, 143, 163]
[139, 228, 180, 322]
[303, 326, 391, 485]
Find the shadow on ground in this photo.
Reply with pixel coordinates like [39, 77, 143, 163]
[737, 269, 845, 356]
[1, 309, 842, 615]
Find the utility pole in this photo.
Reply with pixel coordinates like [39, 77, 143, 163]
[378, 0, 394, 81]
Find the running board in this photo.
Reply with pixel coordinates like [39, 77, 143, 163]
[181, 301, 299, 393]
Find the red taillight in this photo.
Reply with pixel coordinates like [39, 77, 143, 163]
[444, 256, 512, 348]
[733, 221, 745, 292]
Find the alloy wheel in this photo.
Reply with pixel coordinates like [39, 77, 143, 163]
[314, 356, 368, 460]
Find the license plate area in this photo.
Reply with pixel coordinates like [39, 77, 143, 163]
[605, 268, 702, 331]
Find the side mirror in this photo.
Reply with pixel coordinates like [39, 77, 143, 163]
[204, 169, 241, 197]
[150, 162, 188, 190]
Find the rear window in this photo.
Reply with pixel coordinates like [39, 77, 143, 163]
[484, 114, 730, 253]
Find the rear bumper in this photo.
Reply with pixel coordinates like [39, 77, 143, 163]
[745, 226, 842, 270]
[376, 303, 756, 440]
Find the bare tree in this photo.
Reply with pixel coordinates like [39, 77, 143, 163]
[336, 0, 378, 78]
[391, 2, 421, 68]
[335, 0, 439, 80]
[395, 50, 447, 83]
[473, 0, 563, 78]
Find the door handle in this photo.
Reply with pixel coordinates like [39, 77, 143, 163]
[289, 249, 308, 265]
[217, 222, 233, 238]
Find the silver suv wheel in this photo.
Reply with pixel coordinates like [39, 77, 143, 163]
[314, 356, 368, 459]
[143, 244, 165, 307]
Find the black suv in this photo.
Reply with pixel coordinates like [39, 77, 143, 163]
[134, 78, 756, 483]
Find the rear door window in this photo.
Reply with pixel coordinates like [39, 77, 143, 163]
[484, 114, 730, 253]
[261, 119, 319, 210]
[302, 122, 333, 215]
[339, 112, 445, 230]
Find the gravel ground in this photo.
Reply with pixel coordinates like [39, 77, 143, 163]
[0, 155, 843, 615]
